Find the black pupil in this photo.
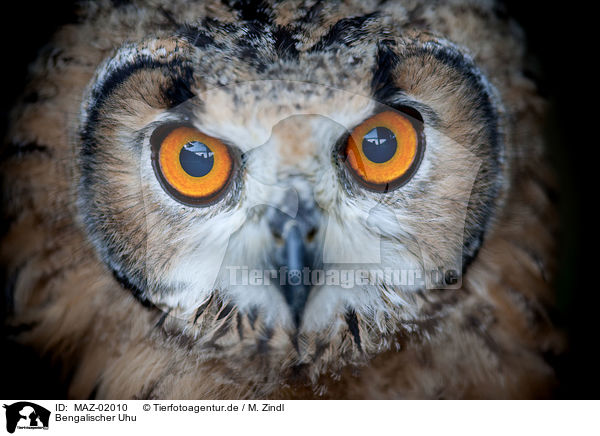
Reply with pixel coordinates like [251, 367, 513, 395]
[179, 141, 214, 177]
[361, 127, 397, 163]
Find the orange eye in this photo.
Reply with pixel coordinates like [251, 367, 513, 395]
[151, 125, 234, 205]
[343, 110, 424, 192]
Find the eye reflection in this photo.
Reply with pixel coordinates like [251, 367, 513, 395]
[362, 127, 397, 163]
[179, 141, 215, 177]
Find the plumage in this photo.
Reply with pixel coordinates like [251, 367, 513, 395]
[0, 0, 563, 399]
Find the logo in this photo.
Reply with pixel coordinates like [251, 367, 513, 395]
[3, 402, 50, 434]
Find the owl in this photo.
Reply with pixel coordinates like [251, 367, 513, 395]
[0, 0, 564, 399]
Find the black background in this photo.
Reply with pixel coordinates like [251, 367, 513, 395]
[0, 1, 596, 398]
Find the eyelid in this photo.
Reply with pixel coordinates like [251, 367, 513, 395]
[149, 122, 195, 150]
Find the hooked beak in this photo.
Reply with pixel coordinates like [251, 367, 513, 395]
[267, 193, 320, 327]
[279, 222, 311, 326]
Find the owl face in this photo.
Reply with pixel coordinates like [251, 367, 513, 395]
[78, 17, 504, 339]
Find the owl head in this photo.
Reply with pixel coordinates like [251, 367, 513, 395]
[77, 12, 504, 363]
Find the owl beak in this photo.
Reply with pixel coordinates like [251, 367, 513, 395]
[279, 222, 311, 327]
[267, 197, 320, 327]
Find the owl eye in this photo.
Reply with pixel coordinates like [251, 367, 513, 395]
[151, 125, 234, 206]
[342, 110, 425, 192]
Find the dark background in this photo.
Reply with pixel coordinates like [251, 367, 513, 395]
[0, 1, 596, 398]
